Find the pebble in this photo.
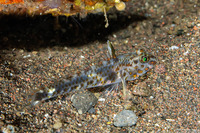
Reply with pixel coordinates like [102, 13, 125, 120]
[169, 46, 179, 50]
[98, 98, 105, 102]
[71, 91, 98, 114]
[114, 110, 138, 127]
[3, 125, 15, 133]
[165, 76, 171, 81]
[53, 120, 62, 129]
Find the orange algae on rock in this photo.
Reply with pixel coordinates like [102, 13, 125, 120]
[0, 0, 129, 17]
[0, 0, 24, 4]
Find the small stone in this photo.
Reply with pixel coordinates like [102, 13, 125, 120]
[77, 123, 82, 127]
[98, 98, 105, 102]
[169, 46, 179, 50]
[114, 110, 138, 127]
[53, 120, 62, 129]
[71, 91, 98, 114]
[155, 123, 160, 127]
[149, 96, 154, 99]
[3, 125, 15, 133]
[165, 76, 171, 81]
[32, 51, 38, 55]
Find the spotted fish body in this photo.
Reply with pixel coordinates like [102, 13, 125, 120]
[29, 41, 156, 106]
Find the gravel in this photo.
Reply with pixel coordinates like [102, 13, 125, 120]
[71, 91, 98, 114]
[0, 0, 199, 132]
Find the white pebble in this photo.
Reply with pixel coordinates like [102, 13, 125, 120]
[114, 110, 137, 127]
[23, 54, 31, 58]
[149, 96, 154, 99]
[183, 50, 189, 55]
[98, 98, 105, 102]
[169, 46, 179, 50]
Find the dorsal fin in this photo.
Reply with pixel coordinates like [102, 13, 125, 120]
[107, 40, 117, 59]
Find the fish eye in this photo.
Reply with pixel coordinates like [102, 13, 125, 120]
[141, 56, 148, 62]
[143, 57, 147, 62]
